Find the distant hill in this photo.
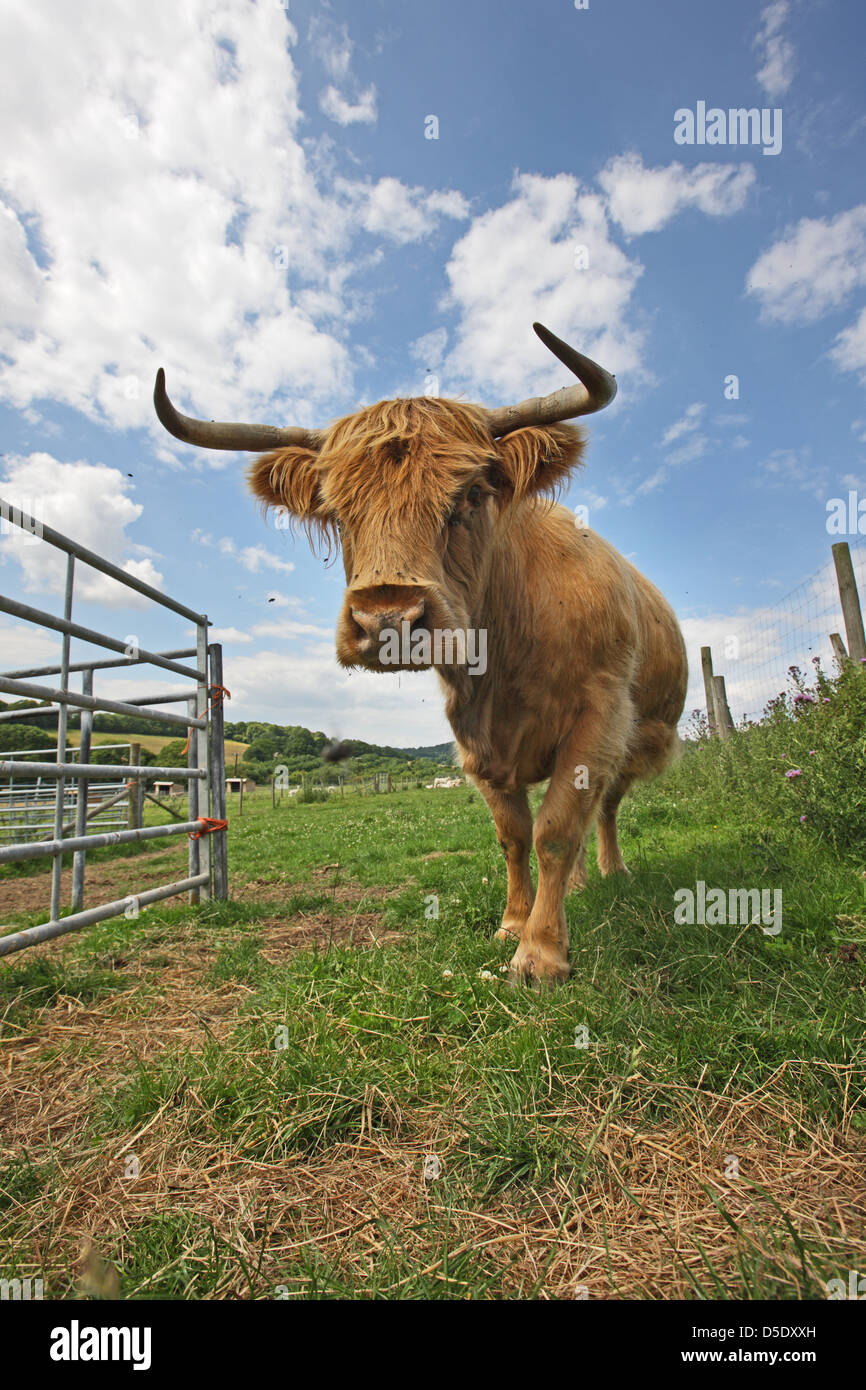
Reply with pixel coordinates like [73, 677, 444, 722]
[0, 701, 459, 782]
[397, 741, 457, 761]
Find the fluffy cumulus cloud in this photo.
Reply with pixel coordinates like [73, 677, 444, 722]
[598, 154, 756, 238]
[439, 156, 763, 403]
[746, 206, 866, 324]
[442, 173, 645, 401]
[0, 1, 464, 445]
[337, 177, 469, 246]
[0, 453, 162, 605]
[753, 1, 797, 101]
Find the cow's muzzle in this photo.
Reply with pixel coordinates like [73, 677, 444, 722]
[336, 584, 445, 670]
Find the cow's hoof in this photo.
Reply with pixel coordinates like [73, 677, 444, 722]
[599, 859, 631, 879]
[508, 944, 570, 985]
[494, 919, 524, 941]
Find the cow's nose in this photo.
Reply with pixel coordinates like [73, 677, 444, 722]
[350, 596, 426, 643]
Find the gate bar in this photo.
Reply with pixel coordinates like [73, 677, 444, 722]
[0, 874, 210, 958]
[1, 818, 206, 864]
[4, 648, 196, 681]
[0, 760, 205, 781]
[0, 597, 202, 681]
[0, 677, 204, 729]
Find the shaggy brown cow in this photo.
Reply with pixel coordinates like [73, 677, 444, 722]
[154, 324, 687, 982]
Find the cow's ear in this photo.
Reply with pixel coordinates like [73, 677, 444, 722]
[247, 448, 336, 551]
[490, 424, 586, 504]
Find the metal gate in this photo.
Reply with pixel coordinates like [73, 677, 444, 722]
[0, 497, 228, 957]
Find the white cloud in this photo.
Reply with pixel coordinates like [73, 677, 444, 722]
[442, 172, 645, 401]
[660, 403, 704, 447]
[310, 16, 377, 126]
[753, 1, 797, 101]
[830, 305, 866, 382]
[631, 403, 711, 497]
[308, 17, 354, 82]
[219, 644, 451, 744]
[0, 617, 63, 675]
[319, 84, 377, 126]
[410, 328, 449, 370]
[745, 206, 866, 324]
[263, 591, 307, 610]
[598, 154, 755, 237]
[338, 177, 468, 245]
[250, 619, 334, 640]
[0, 0, 463, 443]
[754, 444, 831, 500]
[0, 453, 162, 605]
[208, 626, 253, 645]
[191, 530, 295, 575]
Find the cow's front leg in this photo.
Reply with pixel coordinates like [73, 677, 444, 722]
[510, 691, 632, 983]
[472, 781, 535, 940]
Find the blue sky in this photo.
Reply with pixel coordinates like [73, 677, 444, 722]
[1, 0, 864, 742]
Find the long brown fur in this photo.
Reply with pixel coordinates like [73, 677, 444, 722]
[249, 395, 687, 982]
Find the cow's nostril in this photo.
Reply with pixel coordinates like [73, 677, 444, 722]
[349, 607, 379, 641]
[404, 599, 426, 630]
[349, 597, 427, 651]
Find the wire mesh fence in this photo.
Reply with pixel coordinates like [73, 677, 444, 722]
[698, 541, 866, 729]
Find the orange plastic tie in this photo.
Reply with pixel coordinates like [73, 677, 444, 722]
[190, 816, 228, 840]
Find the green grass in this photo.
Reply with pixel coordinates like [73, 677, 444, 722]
[1, 677, 865, 1299]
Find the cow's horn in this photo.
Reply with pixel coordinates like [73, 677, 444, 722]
[485, 323, 617, 436]
[153, 369, 322, 451]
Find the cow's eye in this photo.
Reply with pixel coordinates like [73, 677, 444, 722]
[467, 485, 482, 506]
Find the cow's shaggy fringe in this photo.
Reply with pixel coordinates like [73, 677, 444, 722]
[248, 396, 585, 560]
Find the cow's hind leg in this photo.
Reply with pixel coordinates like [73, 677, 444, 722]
[597, 718, 679, 877]
[472, 781, 535, 940]
[568, 839, 588, 891]
[596, 773, 634, 877]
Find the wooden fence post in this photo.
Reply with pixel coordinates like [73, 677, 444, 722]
[832, 541, 866, 664]
[128, 742, 141, 829]
[700, 646, 717, 737]
[829, 632, 848, 665]
[712, 676, 734, 739]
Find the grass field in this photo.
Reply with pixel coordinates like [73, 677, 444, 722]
[1, 717, 864, 1299]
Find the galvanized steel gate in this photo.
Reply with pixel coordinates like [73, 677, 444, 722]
[0, 498, 228, 957]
